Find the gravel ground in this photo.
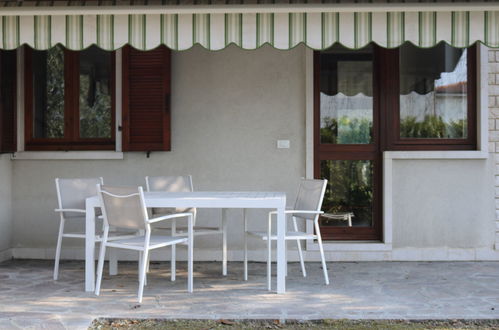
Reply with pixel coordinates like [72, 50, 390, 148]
[89, 319, 499, 330]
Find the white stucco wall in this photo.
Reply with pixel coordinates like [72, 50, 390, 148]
[11, 45, 307, 256]
[0, 154, 12, 257]
[7, 44, 498, 261]
[392, 159, 495, 249]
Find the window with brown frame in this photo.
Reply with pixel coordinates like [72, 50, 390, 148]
[314, 42, 477, 241]
[0, 49, 17, 153]
[385, 43, 477, 150]
[24, 45, 116, 151]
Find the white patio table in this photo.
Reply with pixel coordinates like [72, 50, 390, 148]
[85, 191, 287, 293]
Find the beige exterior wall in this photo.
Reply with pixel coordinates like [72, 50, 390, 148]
[5, 44, 499, 261]
[0, 155, 12, 255]
[11, 45, 307, 254]
[391, 159, 495, 249]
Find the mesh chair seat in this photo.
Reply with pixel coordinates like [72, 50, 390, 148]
[106, 235, 188, 250]
[151, 207, 195, 216]
[154, 225, 223, 235]
[246, 231, 315, 240]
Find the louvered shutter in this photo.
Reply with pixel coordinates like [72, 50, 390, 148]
[122, 46, 171, 151]
[0, 50, 17, 153]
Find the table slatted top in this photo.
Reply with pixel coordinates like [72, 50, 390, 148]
[87, 191, 286, 209]
[145, 191, 285, 199]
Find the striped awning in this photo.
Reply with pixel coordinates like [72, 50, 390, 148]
[1, 0, 499, 51]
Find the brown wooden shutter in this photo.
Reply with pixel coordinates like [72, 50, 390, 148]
[0, 50, 17, 153]
[122, 45, 171, 151]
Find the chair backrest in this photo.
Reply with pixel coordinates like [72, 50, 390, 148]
[293, 179, 328, 220]
[145, 175, 193, 193]
[98, 185, 148, 230]
[145, 175, 196, 221]
[55, 177, 104, 212]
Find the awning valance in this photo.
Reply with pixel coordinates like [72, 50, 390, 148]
[1, 0, 499, 51]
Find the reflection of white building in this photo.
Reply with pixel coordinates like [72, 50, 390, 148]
[401, 48, 468, 124]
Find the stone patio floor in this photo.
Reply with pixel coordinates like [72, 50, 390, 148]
[1, 259, 499, 329]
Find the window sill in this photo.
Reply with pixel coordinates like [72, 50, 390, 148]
[384, 150, 488, 160]
[11, 151, 124, 160]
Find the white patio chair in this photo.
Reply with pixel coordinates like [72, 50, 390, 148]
[145, 176, 223, 279]
[95, 185, 193, 303]
[244, 179, 329, 291]
[53, 177, 104, 280]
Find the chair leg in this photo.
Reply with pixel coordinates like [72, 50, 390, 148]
[284, 240, 288, 277]
[267, 212, 272, 291]
[144, 258, 147, 286]
[171, 245, 176, 282]
[187, 225, 194, 293]
[314, 221, 330, 285]
[171, 221, 176, 281]
[292, 217, 307, 277]
[243, 209, 248, 281]
[146, 252, 150, 273]
[95, 230, 108, 296]
[138, 249, 149, 303]
[53, 218, 65, 281]
[267, 236, 272, 292]
[296, 239, 306, 277]
[222, 208, 228, 276]
[137, 252, 147, 285]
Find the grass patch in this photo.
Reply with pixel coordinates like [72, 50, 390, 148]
[89, 319, 499, 330]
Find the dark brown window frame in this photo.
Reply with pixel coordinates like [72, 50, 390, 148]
[385, 44, 477, 151]
[24, 46, 116, 151]
[314, 47, 384, 241]
[314, 43, 478, 241]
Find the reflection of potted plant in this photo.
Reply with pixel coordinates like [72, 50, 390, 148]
[320, 117, 373, 144]
[400, 115, 466, 138]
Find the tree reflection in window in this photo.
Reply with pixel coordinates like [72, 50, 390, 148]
[79, 46, 112, 139]
[320, 160, 373, 227]
[33, 45, 65, 138]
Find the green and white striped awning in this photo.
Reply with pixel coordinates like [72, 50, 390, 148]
[1, 0, 499, 51]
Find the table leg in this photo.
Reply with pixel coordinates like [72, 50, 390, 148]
[276, 200, 286, 294]
[85, 202, 96, 292]
[243, 208, 248, 281]
[222, 208, 228, 276]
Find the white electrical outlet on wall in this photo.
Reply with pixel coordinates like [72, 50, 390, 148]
[277, 140, 290, 149]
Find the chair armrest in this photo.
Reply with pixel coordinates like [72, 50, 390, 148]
[268, 210, 324, 216]
[147, 212, 193, 224]
[54, 208, 86, 214]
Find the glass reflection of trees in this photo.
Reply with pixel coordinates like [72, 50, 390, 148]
[32, 45, 112, 139]
[320, 160, 373, 227]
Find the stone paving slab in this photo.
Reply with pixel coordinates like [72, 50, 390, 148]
[1, 260, 499, 329]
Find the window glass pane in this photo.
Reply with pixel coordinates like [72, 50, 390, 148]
[32, 45, 65, 139]
[319, 45, 373, 144]
[400, 43, 468, 139]
[79, 46, 112, 139]
[0, 50, 16, 134]
[320, 160, 373, 227]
